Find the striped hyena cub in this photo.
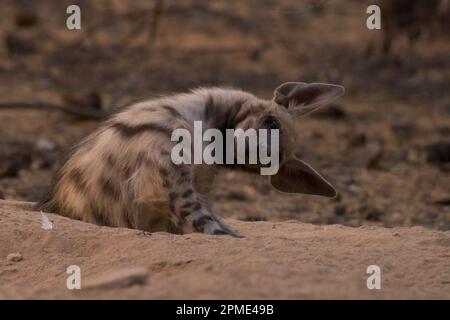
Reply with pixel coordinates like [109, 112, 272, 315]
[39, 82, 344, 237]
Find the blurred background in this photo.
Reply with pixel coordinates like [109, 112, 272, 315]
[0, 0, 449, 230]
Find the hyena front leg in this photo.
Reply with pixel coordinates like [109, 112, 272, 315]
[159, 164, 242, 237]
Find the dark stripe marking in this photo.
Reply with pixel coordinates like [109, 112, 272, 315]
[135, 152, 147, 166]
[232, 107, 255, 128]
[111, 122, 172, 138]
[224, 99, 247, 129]
[123, 165, 133, 177]
[193, 215, 213, 232]
[90, 203, 109, 226]
[176, 177, 190, 184]
[181, 189, 193, 198]
[180, 210, 191, 220]
[203, 95, 216, 123]
[162, 179, 172, 189]
[104, 153, 115, 168]
[69, 168, 87, 192]
[162, 105, 182, 118]
[168, 192, 178, 203]
[101, 176, 121, 200]
[181, 201, 200, 210]
[180, 170, 190, 178]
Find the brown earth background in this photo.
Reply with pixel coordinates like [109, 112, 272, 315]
[0, 0, 449, 299]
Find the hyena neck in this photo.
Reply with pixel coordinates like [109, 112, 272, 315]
[196, 89, 263, 175]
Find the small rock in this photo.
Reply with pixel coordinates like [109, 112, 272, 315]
[41, 211, 54, 230]
[84, 267, 150, 290]
[0, 189, 4, 199]
[6, 253, 23, 263]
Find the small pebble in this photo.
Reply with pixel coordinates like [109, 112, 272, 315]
[6, 253, 23, 263]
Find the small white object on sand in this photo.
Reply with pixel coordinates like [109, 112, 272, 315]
[40, 211, 54, 230]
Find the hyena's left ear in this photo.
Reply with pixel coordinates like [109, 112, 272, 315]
[273, 82, 345, 117]
[270, 156, 337, 197]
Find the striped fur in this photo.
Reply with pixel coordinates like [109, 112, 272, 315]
[38, 87, 300, 236]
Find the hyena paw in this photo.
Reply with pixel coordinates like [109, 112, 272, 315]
[207, 219, 243, 238]
[194, 215, 243, 238]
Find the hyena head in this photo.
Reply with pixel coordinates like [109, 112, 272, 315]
[231, 82, 345, 197]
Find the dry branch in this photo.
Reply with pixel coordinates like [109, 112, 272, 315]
[0, 101, 105, 120]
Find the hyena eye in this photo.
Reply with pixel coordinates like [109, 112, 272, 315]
[264, 118, 279, 130]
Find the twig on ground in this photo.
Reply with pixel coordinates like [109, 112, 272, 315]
[0, 101, 105, 120]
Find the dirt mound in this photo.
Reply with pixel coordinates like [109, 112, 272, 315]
[0, 200, 449, 299]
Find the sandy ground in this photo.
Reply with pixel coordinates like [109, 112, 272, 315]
[1, 200, 449, 299]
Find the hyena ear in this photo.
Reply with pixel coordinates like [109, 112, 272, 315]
[270, 156, 337, 197]
[273, 82, 345, 117]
